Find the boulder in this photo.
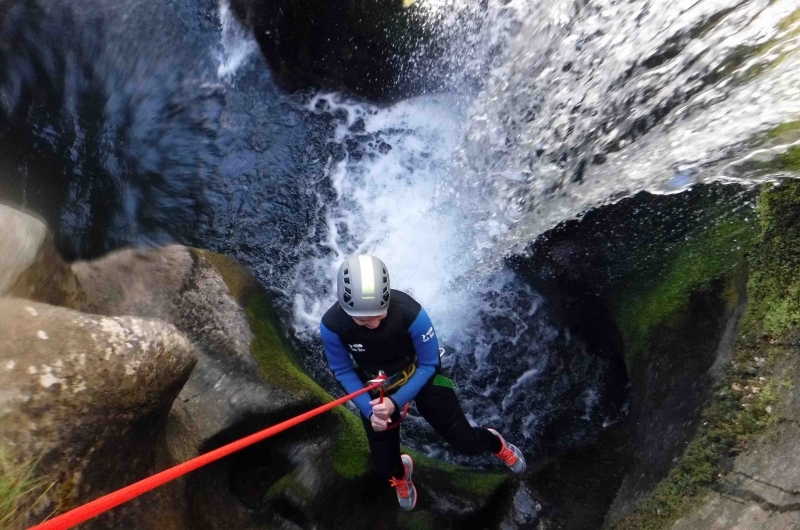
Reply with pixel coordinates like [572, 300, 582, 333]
[71, 245, 351, 528]
[508, 184, 760, 528]
[230, 0, 440, 101]
[73, 245, 256, 370]
[0, 204, 82, 307]
[0, 298, 196, 529]
[70, 246, 321, 461]
[71, 245, 516, 529]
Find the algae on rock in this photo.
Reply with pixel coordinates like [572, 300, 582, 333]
[611, 180, 800, 529]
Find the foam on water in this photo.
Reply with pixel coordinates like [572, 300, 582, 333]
[285, 0, 800, 459]
[292, 93, 477, 343]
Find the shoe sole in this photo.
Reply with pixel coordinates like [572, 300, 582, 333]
[400, 454, 417, 510]
[487, 428, 527, 474]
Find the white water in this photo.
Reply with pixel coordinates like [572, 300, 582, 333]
[214, 0, 800, 455]
[453, 0, 800, 256]
[292, 0, 800, 333]
[288, 91, 608, 456]
[214, 0, 258, 81]
[291, 93, 475, 341]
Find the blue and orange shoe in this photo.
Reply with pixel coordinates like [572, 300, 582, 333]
[488, 428, 526, 474]
[389, 454, 417, 510]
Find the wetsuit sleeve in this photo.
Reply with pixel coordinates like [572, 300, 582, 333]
[320, 322, 373, 418]
[389, 308, 439, 409]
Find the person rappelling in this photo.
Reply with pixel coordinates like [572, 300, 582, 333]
[320, 254, 526, 511]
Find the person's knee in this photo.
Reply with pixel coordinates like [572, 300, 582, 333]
[442, 424, 484, 456]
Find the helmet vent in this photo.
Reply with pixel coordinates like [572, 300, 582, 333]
[343, 293, 352, 303]
[343, 277, 350, 284]
[344, 287, 352, 295]
[343, 268, 349, 276]
[382, 292, 389, 303]
[380, 300, 386, 307]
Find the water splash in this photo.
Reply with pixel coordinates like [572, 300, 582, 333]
[287, 0, 800, 461]
[451, 0, 800, 260]
[215, 0, 258, 81]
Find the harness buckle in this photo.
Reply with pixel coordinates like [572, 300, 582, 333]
[367, 370, 390, 388]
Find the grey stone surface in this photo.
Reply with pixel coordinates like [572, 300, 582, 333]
[0, 298, 196, 529]
[0, 204, 47, 295]
[73, 245, 255, 368]
[0, 204, 83, 307]
[500, 483, 543, 529]
[672, 491, 800, 530]
[725, 421, 800, 510]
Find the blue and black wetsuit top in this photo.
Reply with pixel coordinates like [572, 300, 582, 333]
[320, 289, 440, 419]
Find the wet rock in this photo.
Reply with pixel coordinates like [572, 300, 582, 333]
[0, 204, 82, 307]
[73, 246, 257, 369]
[509, 184, 759, 527]
[71, 245, 355, 529]
[229, 0, 440, 101]
[672, 423, 800, 529]
[0, 209, 523, 528]
[499, 483, 541, 529]
[0, 299, 196, 529]
[70, 246, 320, 456]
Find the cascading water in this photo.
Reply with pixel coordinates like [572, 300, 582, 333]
[1, 0, 798, 472]
[286, 0, 800, 463]
[288, 92, 623, 464]
[448, 0, 800, 256]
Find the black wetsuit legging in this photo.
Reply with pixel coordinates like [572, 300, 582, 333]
[361, 374, 503, 481]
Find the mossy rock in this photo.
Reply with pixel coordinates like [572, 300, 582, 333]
[610, 180, 800, 529]
[197, 249, 512, 528]
[196, 249, 372, 475]
[509, 183, 765, 528]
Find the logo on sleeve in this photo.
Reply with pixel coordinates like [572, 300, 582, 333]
[421, 327, 435, 342]
[348, 344, 365, 353]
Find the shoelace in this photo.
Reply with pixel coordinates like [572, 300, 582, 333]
[496, 444, 518, 466]
[389, 476, 411, 497]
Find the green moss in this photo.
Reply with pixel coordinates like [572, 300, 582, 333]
[193, 249, 254, 303]
[614, 214, 757, 367]
[405, 449, 509, 498]
[199, 248, 373, 480]
[245, 294, 376, 479]
[0, 450, 51, 528]
[331, 408, 371, 479]
[397, 511, 436, 530]
[245, 294, 324, 399]
[767, 120, 800, 139]
[611, 180, 800, 530]
[265, 474, 314, 503]
[771, 146, 800, 173]
[748, 180, 800, 336]
[778, 7, 800, 32]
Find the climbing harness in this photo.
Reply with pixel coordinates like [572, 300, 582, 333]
[367, 371, 410, 431]
[364, 347, 449, 432]
[26, 380, 384, 530]
[366, 362, 417, 396]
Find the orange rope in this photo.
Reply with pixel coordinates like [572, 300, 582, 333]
[28, 381, 383, 530]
